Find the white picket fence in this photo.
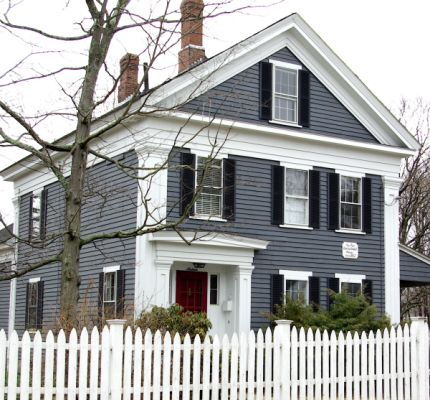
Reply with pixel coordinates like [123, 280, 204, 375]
[0, 319, 428, 400]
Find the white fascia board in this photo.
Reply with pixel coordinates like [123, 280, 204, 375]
[335, 273, 366, 283]
[400, 244, 430, 267]
[279, 270, 313, 280]
[149, 231, 269, 250]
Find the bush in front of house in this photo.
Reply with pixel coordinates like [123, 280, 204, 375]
[135, 304, 212, 338]
[268, 292, 391, 333]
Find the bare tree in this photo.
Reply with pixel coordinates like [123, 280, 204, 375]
[0, 0, 284, 327]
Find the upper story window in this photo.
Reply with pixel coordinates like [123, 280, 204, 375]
[285, 168, 309, 226]
[29, 189, 47, 241]
[340, 176, 362, 230]
[195, 156, 223, 218]
[273, 65, 299, 124]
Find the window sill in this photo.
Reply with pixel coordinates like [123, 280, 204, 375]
[335, 229, 366, 235]
[279, 224, 313, 231]
[269, 120, 302, 129]
[190, 215, 228, 222]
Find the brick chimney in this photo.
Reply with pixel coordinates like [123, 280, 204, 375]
[118, 53, 139, 103]
[178, 0, 206, 73]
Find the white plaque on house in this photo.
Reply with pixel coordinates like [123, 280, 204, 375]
[342, 242, 358, 259]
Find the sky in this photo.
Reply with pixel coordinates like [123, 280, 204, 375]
[1, 0, 430, 225]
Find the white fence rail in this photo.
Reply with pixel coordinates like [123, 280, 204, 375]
[0, 319, 428, 400]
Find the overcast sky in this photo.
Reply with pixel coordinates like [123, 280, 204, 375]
[1, 0, 430, 225]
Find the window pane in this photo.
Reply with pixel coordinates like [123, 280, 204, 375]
[196, 157, 223, 217]
[210, 275, 218, 305]
[285, 279, 307, 301]
[341, 203, 361, 230]
[31, 194, 41, 238]
[286, 170, 308, 196]
[104, 272, 116, 302]
[274, 97, 297, 123]
[275, 68, 297, 96]
[341, 282, 361, 297]
[285, 198, 308, 225]
[195, 193, 222, 216]
[341, 176, 360, 203]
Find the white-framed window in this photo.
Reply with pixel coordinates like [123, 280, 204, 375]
[103, 266, 119, 319]
[195, 156, 223, 218]
[272, 61, 301, 124]
[336, 273, 365, 297]
[285, 168, 309, 226]
[26, 277, 42, 330]
[280, 270, 312, 303]
[30, 192, 41, 240]
[340, 176, 362, 230]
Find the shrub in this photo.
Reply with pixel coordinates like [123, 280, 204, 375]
[135, 304, 212, 338]
[267, 292, 391, 333]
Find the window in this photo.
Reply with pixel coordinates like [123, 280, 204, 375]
[103, 271, 117, 319]
[280, 270, 312, 304]
[26, 279, 43, 330]
[195, 156, 223, 217]
[29, 189, 47, 241]
[273, 65, 299, 124]
[285, 169, 309, 225]
[209, 274, 219, 305]
[335, 274, 365, 298]
[340, 176, 362, 230]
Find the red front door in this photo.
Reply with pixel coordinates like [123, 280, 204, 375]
[176, 271, 208, 313]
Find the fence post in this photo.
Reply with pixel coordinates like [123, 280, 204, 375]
[107, 319, 127, 400]
[275, 320, 292, 400]
[410, 317, 429, 400]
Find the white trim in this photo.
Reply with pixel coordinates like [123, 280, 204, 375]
[28, 277, 40, 283]
[279, 224, 313, 230]
[335, 170, 365, 178]
[190, 216, 228, 222]
[335, 273, 366, 283]
[335, 229, 366, 235]
[269, 120, 302, 129]
[269, 59, 302, 70]
[279, 161, 313, 170]
[279, 270, 313, 280]
[103, 265, 121, 273]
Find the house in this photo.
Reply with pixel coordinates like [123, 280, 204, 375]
[1, 2, 429, 336]
[0, 224, 14, 335]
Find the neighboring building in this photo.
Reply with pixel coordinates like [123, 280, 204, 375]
[0, 224, 14, 334]
[1, 4, 429, 335]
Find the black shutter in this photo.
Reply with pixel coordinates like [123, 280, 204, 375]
[180, 152, 196, 216]
[271, 165, 284, 225]
[362, 177, 372, 234]
[28, 194, 33, 241]
[271, 274, 285, 313]
[98, 273, 104, 321]
[222, 159, 236, 221]
[40, 189, 48, 240]
[328, 173, 340, 230]
[309, 170, 320, 229]
[116, 269, 126, 318]
[327, 277, 340, 309]
[25, 283, 30, 329]
[298, 70, 310, 128]
[260, 62, 272, 120]
[36, 281, 44, 330]
[308, 277, 320, 307]
[362, 279, 373, 304]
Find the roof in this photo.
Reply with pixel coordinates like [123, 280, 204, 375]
[0, 13, 419, 180]
[0, 224, 13, 244]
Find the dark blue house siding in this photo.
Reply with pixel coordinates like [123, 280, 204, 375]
[167, 153, 385, 330]
[15, 151, 138, 333]
[0, 278, 10, 331]
[181, 47, 378, 144]
[400, 249, 430, 284]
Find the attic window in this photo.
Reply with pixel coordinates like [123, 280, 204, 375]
[273, 63, 300, 124]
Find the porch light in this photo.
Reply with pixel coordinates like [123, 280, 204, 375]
[192, 262, 206, 269]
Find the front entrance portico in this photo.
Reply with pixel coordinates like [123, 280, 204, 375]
[147, 231, 269, 336]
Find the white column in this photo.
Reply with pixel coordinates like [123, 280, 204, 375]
[107, 319, 126, 400]
[155, 261, 172, 307]
[134, 148, 168, 316]
[233, 264, 254, 334]
[8, 196, 19, 337]
[383, 176, 402, 324]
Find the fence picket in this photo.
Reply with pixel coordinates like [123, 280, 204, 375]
[123, 327, 133, 400]
[45, 331, 55, 400]
[172, 333, 181, 400]
[383, 328, 390, 400]
[345, 332, 353, 399]
[307, 329, 314, 400]
[247, 330, 256, 400]
[0, 330, 6, 400]
[153, 330, 162, 400]
[20, 331, 31, 400]
[273, 327, 281, 400]
[322, 330, 330, 399]
[353, 332, 360, 400]
[330, 330, 337, 400]
[32, 332, 42, 400]
[202, 335, 211, 400]
[100, 326, 110, 400]
[78, 328, 89, 400]
[67, 329, 78, 400]
[7, 330, 19, 400]
[314, 329, 322, 400]
[403, 325, 411, 400]
[212, 335, 221, 400]
[89, 327, 99, 400]
[182, 334, 192, 400]
[376, 329, 383, 400]
[361, 331, 368, 400]
[290, 327, 298, 400]
[192, 335, 202, 400]
[142, 329, 152, 400]
[230, 333, 239, 400]
[338, 331, 345, 400]
[397, 326, 404, 400]
[390, 326, 397, 400]
[368, 331, 375, 400]
[162, 332, 172, 400]
[133, 328, 143, 400]
[299, 328, 306, 400]
[56, 330, 66, 400]
[256, 330, 264, 400]
[239, 333, 247, 400]
[264, 328, 272, 400]
[221, 335, 230, 400]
